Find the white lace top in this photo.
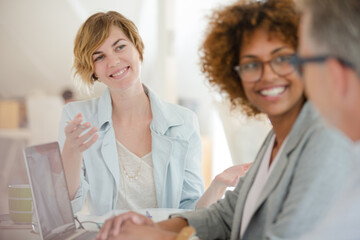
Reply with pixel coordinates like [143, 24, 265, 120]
[115, 140, 158, 210]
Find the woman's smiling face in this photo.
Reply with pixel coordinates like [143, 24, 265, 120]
[239, 28, 305, 120]
[92, 25, 142, 92]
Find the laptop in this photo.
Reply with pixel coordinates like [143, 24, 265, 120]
[23, 142, 98, 240]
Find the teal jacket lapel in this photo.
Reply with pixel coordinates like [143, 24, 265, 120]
[96, 85, 191, 208]
[97, 88, 120, 205]
[147, 85, 186, 207]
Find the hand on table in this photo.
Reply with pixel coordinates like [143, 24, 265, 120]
[96, 211, 155, 240]
[105, 221, 177, 240]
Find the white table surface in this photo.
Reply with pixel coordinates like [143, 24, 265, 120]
[0, 208, 190, 239]
[79, 208, 189, 224]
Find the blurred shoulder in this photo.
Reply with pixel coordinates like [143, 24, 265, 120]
[147, 88, 199, 140]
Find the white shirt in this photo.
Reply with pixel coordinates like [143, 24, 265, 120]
[115, 140, 158, 210]
[240, 135, 288, 238]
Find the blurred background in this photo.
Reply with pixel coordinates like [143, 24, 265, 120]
[0, 0, 271, 214]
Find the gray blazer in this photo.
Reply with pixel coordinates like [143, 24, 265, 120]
[179, 102, 355, 240]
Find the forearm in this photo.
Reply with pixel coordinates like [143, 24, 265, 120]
[196, 181, 226, 208]
[61, 145, 83, 199]
[156, 217, 189, 233]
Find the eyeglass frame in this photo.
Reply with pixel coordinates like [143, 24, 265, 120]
[290, 54, 354, 77]
[233, 54, 297, 83]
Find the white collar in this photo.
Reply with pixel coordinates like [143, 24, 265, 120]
[97, 84, 184, 134]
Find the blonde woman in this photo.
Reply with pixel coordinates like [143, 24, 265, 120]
[59, 11, 204, 216]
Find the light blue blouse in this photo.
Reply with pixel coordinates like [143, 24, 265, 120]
[58, 85, 204, 215]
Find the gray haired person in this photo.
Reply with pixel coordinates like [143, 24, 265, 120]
[296, 0, 360, 239]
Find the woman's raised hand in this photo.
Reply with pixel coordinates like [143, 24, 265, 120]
[213, 163, 252, 188]
[63, 113, 98, 154]
[61, 113, 98, 199]
[196, 163, 252, 208]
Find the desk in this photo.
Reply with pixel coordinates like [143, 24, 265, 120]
[77, 208, 190, 230]
[0, 208, 189, 239]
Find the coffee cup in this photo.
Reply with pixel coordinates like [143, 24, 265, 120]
[8, 184, 32, 224]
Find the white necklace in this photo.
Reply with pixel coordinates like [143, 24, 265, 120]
[121, 160, 142, 181]
[114, 96, 151, 182]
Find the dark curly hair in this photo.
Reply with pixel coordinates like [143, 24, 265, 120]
[200, 0, 299, 116]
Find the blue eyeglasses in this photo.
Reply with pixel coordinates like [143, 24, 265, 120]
[290, 54, 354, 77]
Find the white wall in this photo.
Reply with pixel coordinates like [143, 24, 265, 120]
[0, 0, 233, 135]
[0, 0, 147, 98]
[0, 0, 271, 173]
[174, 0, 234, 134]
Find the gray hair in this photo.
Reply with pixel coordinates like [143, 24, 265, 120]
[298, 0, 360, 76]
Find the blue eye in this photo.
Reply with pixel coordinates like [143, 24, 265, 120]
[94, 55, 104, 62]
[116, 45, 125, 50]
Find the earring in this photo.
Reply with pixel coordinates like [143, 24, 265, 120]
[91, 73, 98, 82]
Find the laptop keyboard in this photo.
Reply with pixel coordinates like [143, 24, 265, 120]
[74, 231, 98, 240]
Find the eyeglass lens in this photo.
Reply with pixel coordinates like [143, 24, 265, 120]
[236, 55, 296, 82]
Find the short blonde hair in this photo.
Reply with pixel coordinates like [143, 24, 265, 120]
[73, 11, 144, 88]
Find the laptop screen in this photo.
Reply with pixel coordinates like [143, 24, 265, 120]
[24, 142, 75, 240]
